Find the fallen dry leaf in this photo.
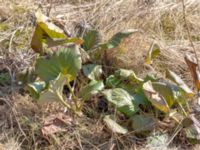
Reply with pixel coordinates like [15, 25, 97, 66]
[41, 113, 73, 136]
[185, 54, 200, 90]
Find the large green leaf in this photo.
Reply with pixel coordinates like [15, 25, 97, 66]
[152, 82, 175, 107]
[114, 69, 143, 83]
[103, 88, 138, 117]
[35, 46, 82, 83]
[115, 69, 133, 78]
[132, 115, 156, 133]
[106, 75, 121, 88]
[105, 73, 135, 94]
[79, 80, 104, 101]
[166, 69, 194, 97]
[117, 82, 136, 95]
[105, 69, 142, 89]
[143, 81, 170, 113]
[27, 81, 46, 99]
[82, 64, 103, 80]
[107, 29, 138, 49]
[82, 29, 101, 51]
[152, 81, 186, 107]
[133, 90, 151, 106]
[39, 73, 66, 103]
[106, 73, 149, 106]
[103, 115, 128, 134]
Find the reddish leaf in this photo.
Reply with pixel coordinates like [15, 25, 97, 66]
[185, 54, 200, 90]
[41, 113, 73, 136]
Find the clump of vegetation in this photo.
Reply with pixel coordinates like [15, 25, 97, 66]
[2, 0, 200, 149]
[18, 11, 200, 148]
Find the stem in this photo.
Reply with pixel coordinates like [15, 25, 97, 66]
[177, 101, 188, 117]
[171, 116, 180, 124]
[185, 100, 190, 113]
[56, 91, 72, 110]
[66, 81, 79, 110]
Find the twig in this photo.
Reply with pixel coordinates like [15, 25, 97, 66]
[166, 122, 182, 146]
[181, 0, 200, 71]
[75, 133, 84, 150]
[46, 0, 53, 17]
[8, 30, 17, 53]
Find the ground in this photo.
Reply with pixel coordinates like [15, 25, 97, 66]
[1, 0, 200, 149]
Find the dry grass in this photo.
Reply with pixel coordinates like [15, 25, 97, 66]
[1, 0, 200, 149]
[47, 0, 200, 79]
